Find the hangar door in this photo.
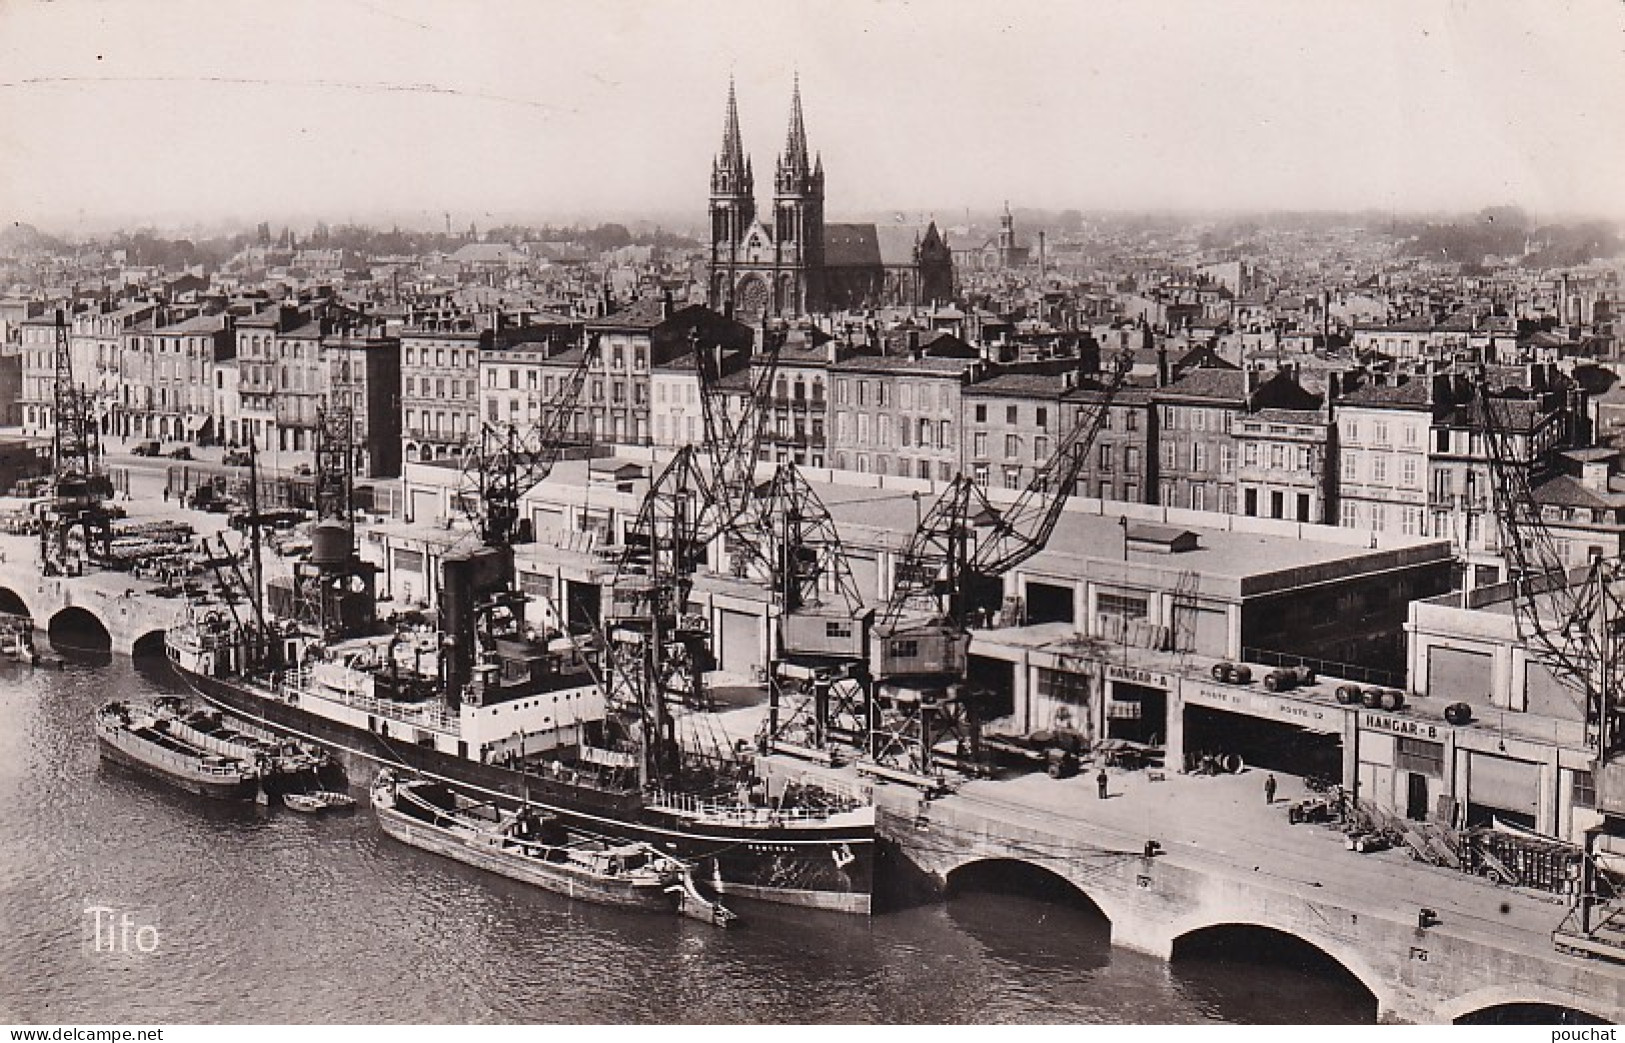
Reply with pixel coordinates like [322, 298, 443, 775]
[410, 488, 441, 526]
[717, 609, 761, 678]
[1172, 604, 1229, 656]
[1467, 752, 1540, 828]
[1426, 646, 1493, 704]
[847, 554, 880, 605]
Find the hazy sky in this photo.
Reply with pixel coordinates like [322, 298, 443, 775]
[2, 0, 1622, 234]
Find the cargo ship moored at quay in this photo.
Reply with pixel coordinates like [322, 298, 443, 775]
[165, 605, 876, 914]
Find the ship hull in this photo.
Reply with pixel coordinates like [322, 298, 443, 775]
[96, 731, 260, 801]
[373, 795, 680, 914]
[174, 663, 873, 914]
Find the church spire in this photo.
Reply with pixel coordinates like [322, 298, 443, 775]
[720, 76, 746, 174]
[712, 76, 753, 204]
[782, 73, 810, 175]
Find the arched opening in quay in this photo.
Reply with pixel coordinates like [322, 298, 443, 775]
[944, 859, 1113, 966]
[47, 607, 112, 654]
[1170, 923, 1378, 1024]
[131, 630, 168, 658]
[0, 586, 30, 618]
[1455, 1003, 1612, 1025]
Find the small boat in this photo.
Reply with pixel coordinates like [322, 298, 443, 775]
[283, 790, 357, 814]
[309, 790, 357, 811]
[96, 700, 261, 800]
[371, 770, 736, 926]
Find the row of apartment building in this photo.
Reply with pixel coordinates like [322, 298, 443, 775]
[9, 296, 1614, 592]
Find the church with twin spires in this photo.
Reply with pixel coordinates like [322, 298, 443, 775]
[706, 78, 954, 319]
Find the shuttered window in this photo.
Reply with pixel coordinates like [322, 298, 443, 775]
[1395, 738, 1444, 778]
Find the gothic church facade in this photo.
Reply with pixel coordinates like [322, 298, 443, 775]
[706, 79, 954, 319]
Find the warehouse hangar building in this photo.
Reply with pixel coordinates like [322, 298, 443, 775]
[386, 454, 1549, 829]
[1403, 578, 1604, 847]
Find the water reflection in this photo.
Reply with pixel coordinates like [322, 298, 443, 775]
[0, 645, 1378, 1025]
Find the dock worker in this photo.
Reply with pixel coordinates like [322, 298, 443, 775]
[1096, 769, 1108, 800]
[1264, 773, 1278, 805]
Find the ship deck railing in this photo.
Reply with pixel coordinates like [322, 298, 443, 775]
[644, 789, 857, 826]
[277, 667, 461, 736]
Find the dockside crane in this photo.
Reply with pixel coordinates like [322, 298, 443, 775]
[41, 309, 113, 576]
[437, 337, 594, 708]
[601, 327, 785, 787]
[1476, 374, 1625, 959]
[758, 461, 873, 757]
[864, 358, 1129, 781]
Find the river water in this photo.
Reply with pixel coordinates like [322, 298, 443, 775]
[0, 647, 1377, 1024]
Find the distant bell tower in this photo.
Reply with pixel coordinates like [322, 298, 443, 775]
[709, 77, 755, 310]
[773, 75, 825, 314]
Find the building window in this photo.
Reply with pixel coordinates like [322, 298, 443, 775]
[1191, 484, 1205, 511]
[973, 463, 989, 485]
[1005, 434, 1019, 459]
[1036, 667, 1089, 707]
[1098, 443, 1112, 470]
[975, 403, 987, 423]
[1097, 591, 1148, 621]
[1343, 451, 1357, 482]
[1126, 446, 1140, 472]
[1036, 407, 1048, 430]
[1125, 410, 1138, 432]
[1402, 458, 1418, 487]
[1220, 443, 1234, 472]
[1575, 770, 1597, 809]
[1006, 405, 1018, 425]
[974, 431, 987, 457]
[1373, 455, 1387, 482]
[1341, 500, 1358, 528]
[1244, 442, 1258, 467]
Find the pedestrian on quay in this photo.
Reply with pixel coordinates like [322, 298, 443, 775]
[1096, 769, 1109, 800]
[1264, 773, 1278, 804]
